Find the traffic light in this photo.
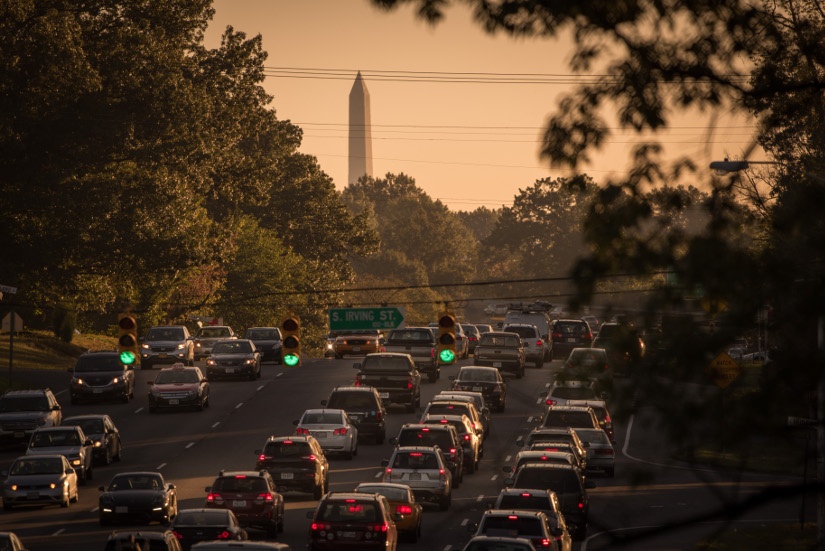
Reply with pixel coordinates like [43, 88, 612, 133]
[437, 312, 457, 364]
[281, 315, 301, 367]
[117, 313, 139, 366]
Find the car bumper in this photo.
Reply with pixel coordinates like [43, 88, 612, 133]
[100, 505, 169, 523]
[3, 487, 67, 507]
[71, 383, 128, 402]
[141, 351, 190, 366]
[149, 395, 201, 409]
[206, 365, 256, 379]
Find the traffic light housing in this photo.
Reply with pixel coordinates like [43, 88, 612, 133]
[117, 313, 139, 366]
[281, 315, 301, 367]
[437, 312, 457, 364]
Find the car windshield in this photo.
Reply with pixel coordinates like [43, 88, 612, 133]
[392, 452, 439, 469]
[31, 430, 80, 447]
[155, 370, 199, 384]
[197, 327, 231, 338]
[145, 328, 185, 341]
[212, 476, 268, 493]
[74, 355, 122, 373]
[110, 474, 163, 491]
[302, 412, 344, 424]
[568, 350, 606, 366]
[357, 485, 409, 501]
[317, 500, 379, 522]
[503, 326, 536, 339]
[497, 494, 553, 511]
[575, 429, 611, 445]
[263, 441, 312, 457]
[174, 509, 230, 525]
[246, 329, 278, 340]
[10, 457, 62, 475]
[459, 368, 498, 382]
[326, 392, 377, 410]
[479, 335, 520, 347]
[212, 341, 251, 354]
[65, 418, 105, 435]
[0, 396, 49, 412]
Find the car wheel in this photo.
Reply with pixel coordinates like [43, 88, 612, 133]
[114, 442, 123, 462]
[60, 493, 70, 508]
[313, 481, 324, 500]
[86, 465, 93, 481]
[466, 457, 475, 474]
[535, 359, 544, 369]
[375, 430, 385, 445]
[3, 502, 12, 511]
[439, 492, 451, 511]
[248, 369, 256, 381]
[102, 446, 112, 466]
[606, 467, 615, 478]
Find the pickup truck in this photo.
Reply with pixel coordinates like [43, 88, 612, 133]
[353, 353, 421, 412]
[382, 327, 439, 382]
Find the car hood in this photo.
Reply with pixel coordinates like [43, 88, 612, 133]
[0, 412, 49, 422]
[152, 383, 199, 391]
[6, 473, 66, 485]
[27, 445, 83, 456]
[144, 339, 186, 346]
[209, 353, 254, 361]
[102, 490, 164, 504]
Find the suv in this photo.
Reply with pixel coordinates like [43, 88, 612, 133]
[68, 350, 135, 404]
[26, 425, 94, 483]
[205, 470, 284, 537]
[321, 386, 387, 444]
[591, 322, 645, 376]
[502, 304, 553, 360]
[254, 435, 329, 499]
[193, 325, 236, 360]
[382, 446, 453, 510]
[420, 414, 482, 473]
[433, 392, 491, 438]
[390, 423, 464, 487]
[306, 492, 398, 551]
[468, 509, 562, 550]
[540, 405, 601, 431]
[422, 398, 487, 439]
[104, 530, 182, 551]
[502, 323, 546, 369]
[243, 327, 283, 363]
[140, 325, 195, 369]
[504, 463, 595, 540]
[0, 388, 62, 446]
[551, 319, 594, 359]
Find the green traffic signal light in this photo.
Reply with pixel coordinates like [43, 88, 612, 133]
[283, 353, 300, 367]
[120, 350, 137, 365]
[439, 348, 456, 364]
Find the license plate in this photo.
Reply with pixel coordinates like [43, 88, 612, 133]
[159, 353, 168, 358]
[409, 473, 421, 480]
[281, 473, 294, 480]
[314, 431, 328, 439]
[341, 531, 357, 539]
[353, 346, 361, 352]
[93, 388, 103, 393]
[116, 506, 128, 513]
[493, 362, 502, 367]
[567, 338, 577, 342]
[13, 431, 24, 439]
[225, 368, 235, 373]
[169, 399, 179, 405]
[379, 392, 389, 399]
[472, 386, 483, 392]
[27, 492, 39, 499]
[232, 500, 247, 507]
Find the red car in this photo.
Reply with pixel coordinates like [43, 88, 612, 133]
[147, 364, 210, 412]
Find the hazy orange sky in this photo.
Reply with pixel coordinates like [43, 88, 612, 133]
[204, 0, 758, 211]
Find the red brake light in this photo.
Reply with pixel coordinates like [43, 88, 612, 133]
[409, 452, 423, 457]
[508, 515, 518, 520]
[372, 523, 389, 532]
[545, 399, 557, 406]
[257, 492, 274, 502]
[311, 522, 331, 531]
[206, 492, 222, 504]
[536, 339, 543, 346]
[173, 531, 183, 540]
[345, 499, 357, 503]
[578, 501, 585, 509]
[234, 475, 246, 479]
[283, 440, 293, 444]
[257, 454, 266, 461]
[296, 427, 310, 436]
[334, 427, 348, 436]
[355, 375, 362, 387]
[396, 505, 413, 515]
[217, 530, 231, 539]
[520, 492, 532, 497]
[463, 434, 470, 441]
[421, 428, 430, 432]
[439, 419, 448, 424]
[541, 538, 552, 547]
[305, 454, 317, 462]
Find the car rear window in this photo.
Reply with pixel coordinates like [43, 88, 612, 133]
[174, 509, 230, 525]
[302, 412, 344, 424]
[426, 403, 470, 417]
[388, 330, 432, 341]
[246, 329, 279, 340]
[503, 326, 537, 339]
[542, 411, 595, 428]
[392, 452, 439, 469]
[0, 396, 49, 412]
[550, 387, 598, 400]
[64, 418, 104, 435]
[513, 468, 582, 495]
[555, 322, 587, 334]
[478, 334, 520, 347]
[212, 476, 268, 493]
[264, 441, 312, 457]
[318, 500, 379, 522]
[361, 356, 411, 371]
[496, 494, 552, 511]
[396, 428, 453, 449]
[481, 515, 544, 537]
[326, 392, 378, 410]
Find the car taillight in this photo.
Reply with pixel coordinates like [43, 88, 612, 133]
[385, 468, 392, 475]
[396, 505, 413, 515]
[296, 427, 310, 435]
[578, 501, 585, 509]
[257, 454, 267, 462]
[334, 427, 348, 436]
[173, 531, 183, 540]
[355, 375, 362, 387]
[370, 523, 389, 532]
[206, 492, 223, 504]
[449, 448, 457, 458]
[430, 348, 436, 358]
[536, 339, 543, 347]
[439, 469, 447, 482]
[311, 522, 332, 531]
[375, 410, 383, 422]
[463, 434, 470, 441]
[545, 399, 557, 406]
[256, 492, 274, 502]
[302, 454, 317, 462]
[552, 331, 563, 340]
[217, 530, 231, 539]
[540, 538, 552, 547]
[407, 377, 413, 390]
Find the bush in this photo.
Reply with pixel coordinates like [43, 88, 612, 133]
[52, 303, 76, 343]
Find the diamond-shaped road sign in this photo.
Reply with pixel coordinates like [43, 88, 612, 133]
[707, 352, 742, 389]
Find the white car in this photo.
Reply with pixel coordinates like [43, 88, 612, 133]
[293, 409, 358, 459]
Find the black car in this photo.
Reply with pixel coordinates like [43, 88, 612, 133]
[205, 339, 261, 380]
[449, 366, 507, 412]
[62, 414, 123, 466]
[68, 350, 135, 404]
[551, 319, 594, 358]
[170, 508, 248, 550]
[254, 435, 329, 499]
[205, 470, 284, 537]
[104, 530, 182, 551]
[243, 327, 283, 363]
[98, 471, 178, 525]
[321, 386, 387, 444]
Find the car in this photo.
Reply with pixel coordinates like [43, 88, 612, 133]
[539, 405, 601, 432]
[331, 330, 384, 358]
[502, 450, 581, 475]
[205, 470, 284, 537]
[98, 471, 178, 525]
[564, 399, 615, 443]
[473, 323, 494, 335]
[503, 304, 553, 360]
[591, 322, 645, 376]
[502, 323, 546, 368]
[0, 388, 62, 446]
[459, 535, 538, 551]
[550, 320, 594, 359]
[560, 348, 613, 391]
[321, 386, 387, 444]
[104, 530, 183, 551]
[243, 326, 283, 363]
[191, 543, 294, 550]
[493, 489, 572, 551]
[473, 332, 526, 378]
[140, 325, 195, 369]
[67, 350, 135, 404]
[353, 353, 421, 412]
[355, 482, 423, 542]
[433, 391, 491, 438]
[170, 509, 248, 550]
[0, 532, 27, 551]
[294, 409, 358, 459]
[193, 325, 237, 360]
[390, 423, 464, 487]
[382, 327, 439, 381]
[147, 364, 210, 412]
[460, 323, 481, 354]
[450, 366, 508, 412]
[306, 491, 399, 551]
[525, 442, 587, 473]
[573, 428, 616, 477]
[254, 435, 329, 499]
[542, 380, 602, 408]
[1, 454, 78, 510]
[521, 427, 589, 471]
[62, 414, 123, 466]
[421, 398, 487, 440]
[25, 425, 94, 483]
[467, 509, 566, 550]
[205, 339, 262, 380]
[420, 414, 482, 473]
[581, 316, 600, 336]
[503, 463, 595, 540]
[382, 446, 452, 510]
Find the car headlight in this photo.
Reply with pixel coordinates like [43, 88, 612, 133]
[112, 377, 120, 384]
[141, 343, 151, 350]
[72, 377, 84, 386]
[207, 359, 217, 366]
[177, 343, 185, 349]
[70, 458, 82, 466]
[244, 359, 256, 365]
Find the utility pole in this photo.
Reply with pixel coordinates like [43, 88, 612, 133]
[818, 315, 825, 546]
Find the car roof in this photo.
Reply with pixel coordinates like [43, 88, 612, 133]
[394, 445, 442, 454]
[63, 414, 111, 421]
[483, 508, 546, 519]
[302, 408, 345, 415]
[107, 530, 175, 541]
[330, 385, 377, 393]
[323, 491, 381, 501]
[215, 470, 269, 478]
[545, 405, 595, 413]
[497, 487, 557, 497]
[266, 435, 314, 444]
[1, 388, 53, 397]
[158, 364, 199, 372]
[515, 462, 577, 472]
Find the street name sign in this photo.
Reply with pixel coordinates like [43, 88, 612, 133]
[0, 284, 17, 294]
[707, 352, 742, 389]
[329, 307, 405, 331]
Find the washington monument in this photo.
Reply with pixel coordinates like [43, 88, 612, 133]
[348, 71, 373, 185]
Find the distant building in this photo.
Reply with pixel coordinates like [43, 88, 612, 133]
[348, 71, 373, 185]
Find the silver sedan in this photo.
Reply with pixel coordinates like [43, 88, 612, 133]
[293, 409, 358, 459]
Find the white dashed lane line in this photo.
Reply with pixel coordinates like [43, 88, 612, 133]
[460, 518, 469, 526]
[52, 529, 65, 536]
[212, 422, 220, 428]
[185, 442, 195, 449]
[157, 463, 167, 470]
[134, 407, 143, 414]
[235, 402, 244, 409]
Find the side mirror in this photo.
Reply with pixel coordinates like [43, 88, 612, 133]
[147, 381, 154, 386]
[448, 376, 456, 381]
[320, 400, 328, 406]
[466, 522, 477, 533]
[204, 486, 212, 492]
[481, 407, 490, 415]
[254, 449, 262, 455]
[66, 468, 75, 475]
[389, 437, 398, 446]
[503, 477, 514, 487]
[84, 439, 93, 446]
[67, 367, 74, 373]
[306, 511, 315, 519]
[53, 405, 61, 411]
[502, 466, 512, 473]
[585, 480, 597, 489]
[292, 419, 300, 426]
[381, 459, 389, 467]
[98, 485, 106, 492]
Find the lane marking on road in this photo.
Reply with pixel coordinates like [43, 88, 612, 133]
[623, 413, 717, 473]
[157, 462, 167, 470]
[476, 495, 484, 502]
[443, 546, 452, 551]
[185, 442, 194, 449]
[52, 529, 65, 536]
[54, 389, 67, 396]
[535, 398, 544, 405]
[276, 372, 284, 378]
[490, 474, 498, 481]
[235, 402, 243, 409]
[134, 407, 143, 413]
[90, 506, 98, 512]
[257, 385, 265, 391]
[504, 455, 511, 462]
[460, 518, 469, 526]
[212, 422, 220, 428]
[374, 470, 383, 478]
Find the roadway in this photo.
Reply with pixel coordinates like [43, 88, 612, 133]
[0, 356, 811, 550]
